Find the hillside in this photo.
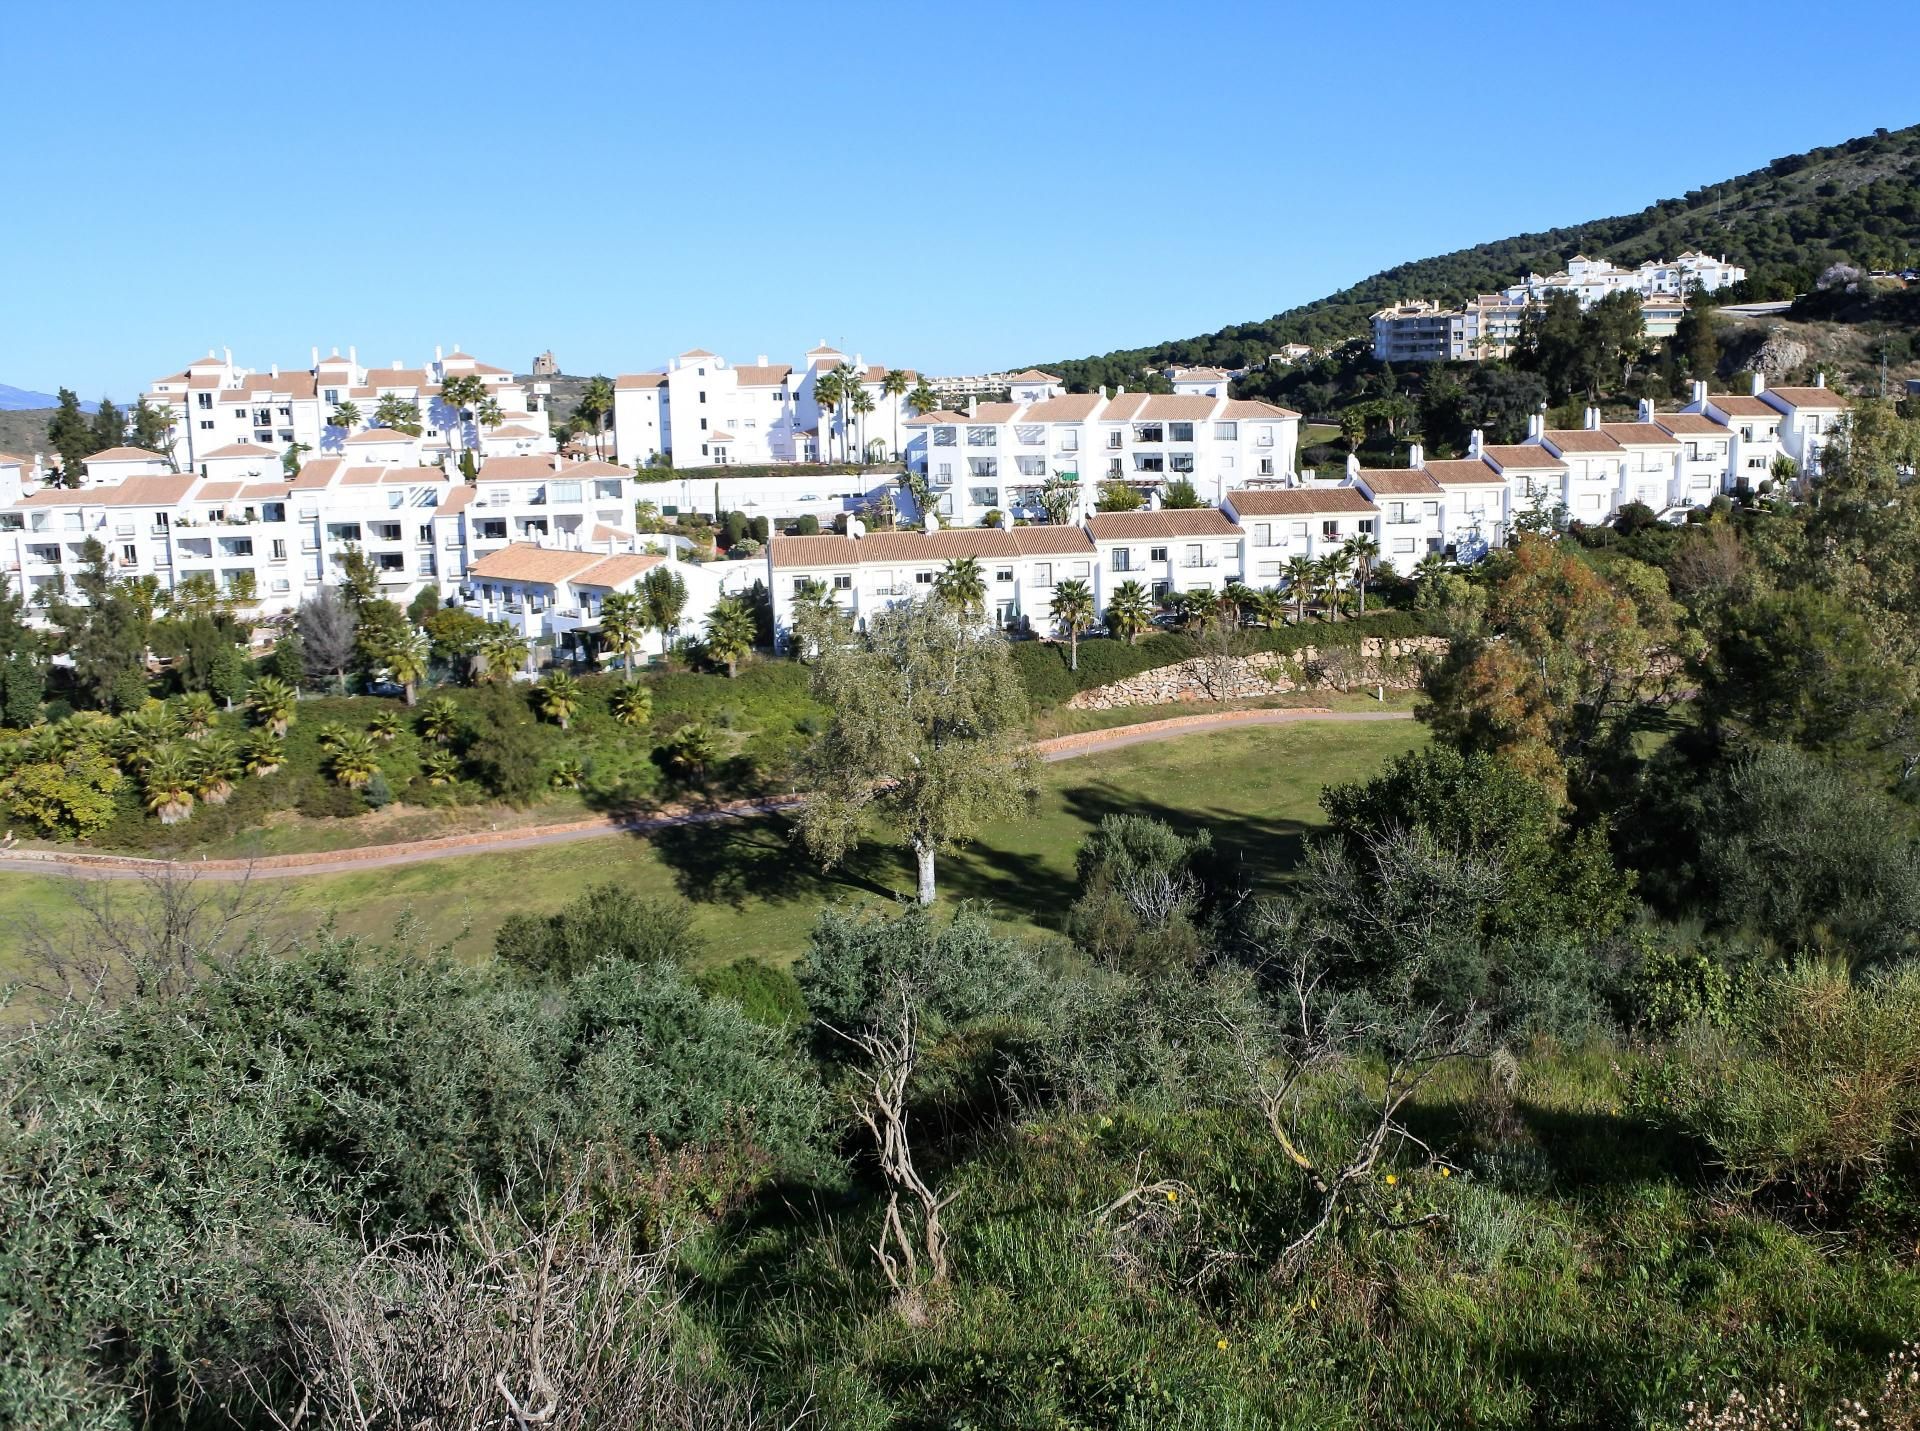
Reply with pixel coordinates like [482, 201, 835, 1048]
[1036, 121, 1920, 391]
[0, 408, 52, 459]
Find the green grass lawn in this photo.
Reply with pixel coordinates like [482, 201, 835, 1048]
[0, 721, 1425, 975]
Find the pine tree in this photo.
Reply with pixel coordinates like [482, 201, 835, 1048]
[47, 388, 93, 487]
[90, 398, 125, 454]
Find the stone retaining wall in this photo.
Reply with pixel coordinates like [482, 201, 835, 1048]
[1065, 636, 1448, 710]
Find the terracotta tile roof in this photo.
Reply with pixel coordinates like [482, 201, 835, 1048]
[1479, 444, 1568, 471]
[340, 465, 389, 485]
[464, 361, 513, 376]
[22, 474, 198, 508]
[1599, 422, 1680, 448]
[1008, 369, 1062, 382]
[732, 364, 794, 386]
[1766, 386, 1851, 410]
[84, 446, 170, 463]
[966, 402, 1023, 423]
[476, 455, 629, 481]
[1135, 395, 1222, 421]
[806, 344, 842, 356]
[615, 373, 667, 390]
[1171, 366, 1229, 380]
[1709, 395, 1778, 418]
[195, 481, 245, 501]
[859, 366, 915, 385]
[1098, 394, 1150, 421]
[1357, 468, 1444, 495]
[486, 424, 540, 439]
[0, 451, 30, 466]
[199, 442, 280, 459]
[290, 458, 344, 489]
[905, 409, 969, 426]
[1087, 509, 1244, 540]
[708, 429, 734, 441]
[1543, 429, 1623, 454]
[1652, 412, 1729, 437]
[1019, 394, 1104, 422]
[679, 348, 717, 359]
[769, 525, 1096, 569]
[239, 481, 288, 498]
[368, 368, 432, 389]
[346, 428, 413, 444]
[439, 486, 476, 513]
[1220, 398, 1302, 420]
[468, 544, 608, 584]
[573, 553, 664, 587]
[590, 523, 633, 543]
[1422, 459, 1504, 485]
[1227, 487, 1377, 517]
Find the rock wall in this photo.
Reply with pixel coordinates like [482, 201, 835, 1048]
[1065, 636, 1448, 710]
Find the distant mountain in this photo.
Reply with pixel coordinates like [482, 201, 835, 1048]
[0, 384, 97, 413]
[1035, 121, 1920, 392]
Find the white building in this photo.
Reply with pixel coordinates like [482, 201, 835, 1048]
[612, 344, 921, 471]
[1370, 294, 1527, 363]
[1351, 465, 1448, 567]
[906, 389, 1300, 527]
[1086, 508, 1247, 605]
[1759, 376, 1851, 477]
[1221, 488, 1380, 585]
[1502, 251, 1746, 308]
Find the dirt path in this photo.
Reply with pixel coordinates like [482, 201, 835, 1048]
[0, 707, 1415, 882]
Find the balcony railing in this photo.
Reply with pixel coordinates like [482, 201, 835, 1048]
[1180, 557, 1221, 569]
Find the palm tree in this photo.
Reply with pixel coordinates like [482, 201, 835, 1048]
[329, 399, 361, 433]
[933, 557, 987, 620]
[419, 696, 461, 744]
[704, 596, 757, 679]
[1104, 580, 1153, 646]
[533, 669, 582, 729]
[828, 362, 861, 462]
[1413, 551, 1449, 584]
[115, 705, 180, 774]
[192, 735, 240, 806]
[577, 375, 615, 459]
[1283, 555, 1318, 623]
[327, 730, 382, 788]
[1316, 554, 1349, 622]
[382, 626, 431, 707]
[599, 590, 650, 679]
[1219, 580, 1257, 629]
[907, 380, 940, 418]
[661, 722, 718, 781]
[813, 368, 845, 462]
[368, 709, 402, 743]
[609, 684, 653, 727]
[422, 747, 461, 785]
[241, 729, 284, 777]
[373, 393, 423, 435]
[640, 569, 688, 647]
[439, 374, 488, 460]
[549, 755, 586, 790]
[1342, 534, 1381, 615]
[248, 675, 297, 736]
[849, 384, 876, 463]
[1250, 587, 1289, 629]
[1050, 578, 1095, 671]
[475, 397, 504, 447]
[143, 743, 196, 825]
[177, 690, 217, 741]
[476, 628, 529, 683]
[882, 368, 910, 459]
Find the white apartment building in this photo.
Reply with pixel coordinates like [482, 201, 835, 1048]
[1086, 509, 1247, 605]
[146, 347, 549, 473]
[1351, 466, 1448, 566]
[1502, 251, 1746, 307]
[1758, 376, 1851, 477]
[1221, 488, 1380, 586]
[1648, 408, 1734, 503]
[1370, 294, 1527, 363]
[612, 344, 921, 471]
[906, 389, 1300, 527]
[1686, 383, 1786, 487]
[766, 523, 1099, 643]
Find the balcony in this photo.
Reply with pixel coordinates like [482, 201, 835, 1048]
[1180, 557, 1221, 569]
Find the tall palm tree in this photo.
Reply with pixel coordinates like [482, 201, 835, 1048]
[1219, 580, 1256, 629]
[475, 397, 505, 448]
[329, 399, 361, 433]
[439, 374, 488, 460]
[327, 730, 382, 788]
[827, 362, 861, 463]
[1050, 578, 1095, 671]
[850, 384, 877, 463]
[907, 380, 940, 417]
[476, 628, 529, 683]
[704, 596, 757, 678]
[533, 669, 581, 729]
[1342, 534, 1381, 615]
[1283, 555, 1318, 624]
[577, 375, 616, 459]
[1316, 553, 1349, 622]
[933, 557, 987, 620]
[1249, 587, 1289, 629]
[640, 568, 688, 647]
[191, 735, 240, 806]
[383, 627, 431, 706]
[882, 368, 910, 459]
[813, 368, 845, 462]
[419, 695, 461, 744]
[143, 743, 196, 825]
[1104, 580, 1153, 646]
[599, 590, 650, 679]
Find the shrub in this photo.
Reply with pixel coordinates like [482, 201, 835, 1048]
[696, 959, 809, 1029]
[494, 883, 703, 980]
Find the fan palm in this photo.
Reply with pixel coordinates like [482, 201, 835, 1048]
[813, 368, 846, 461]
[1342, 534, 1382, 615]
[577, 375, 616, 459]
[241, 729, 285, 776]
[660, 722, 719, 781]
[609, 683, 653, 728]
[192, 735, 240, 805]
[1284, 555, 1319, 623]
[327, 730, 382, 788]
[704, 597, 757, 679]
[549, 755, 586, 790]
[599, 590, 651, 680]
[849, 384, 876, 462]
[1219, 580, 1257, 629]
[177, 690, 217, 741]
[421, 747, 461, 785]
[882, 368, 910, 459]
[533, 670, 582, 730]
[1250, 587, 1289, 629]
[329, 399, 361, 432]
[419, 696, 461, 744]
[1413, 551, 1449, 583]
[1050, 578, 1095, 671]
[383, 626, 431, 706]
[476, 629, 529, 683]
[249, 675, 297, 735]
[368, 710, 402, 743]
[1104, 580, 1153, 646]
[116, 705, 180, 774]
[314, 720, 349, 753]
[933, 557, 987, 620]
[143, 743, 196, 825]
[1316, 554, 1349, 622]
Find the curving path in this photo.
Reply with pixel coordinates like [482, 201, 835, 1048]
[0, 706, 1415, 882]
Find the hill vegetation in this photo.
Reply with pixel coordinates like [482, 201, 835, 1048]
[1037, 122, 1920, 392]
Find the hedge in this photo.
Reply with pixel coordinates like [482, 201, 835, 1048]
[1011, 610, 1435, 710]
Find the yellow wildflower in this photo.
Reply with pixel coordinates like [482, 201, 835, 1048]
[1216, 1337, 1229, 1351]
[1166, 1190, 1178, 1203]
[1439, 1167, 1451, 1179]
[1385, 1173, 1398, 1186]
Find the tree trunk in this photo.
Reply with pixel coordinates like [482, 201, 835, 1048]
[405, 681, 416, 707]
[913, 840, 936, 905]
[1069, 632, 1078, 672]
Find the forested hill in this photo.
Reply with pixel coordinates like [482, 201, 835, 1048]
[1036, 122, 1920, 393]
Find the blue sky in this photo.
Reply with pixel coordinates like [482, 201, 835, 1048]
[4, 0, 1915, 399]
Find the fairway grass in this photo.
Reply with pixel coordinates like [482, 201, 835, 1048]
[0, 721, 1425, 973]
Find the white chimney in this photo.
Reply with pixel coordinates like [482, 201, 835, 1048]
[1345, 453, 1360, 480]
[1468, 428, 1484, 457]
[435, 345, 444, 362]
[349, 346, 358, 367]
[1407, 441, 1424, 468]
[854, 353, 864, 370]
[1691, 379, 1707, 408]
[757, 354, 767, 366]
[922, 510, 939, 533]
[848, 516, 866, 539]
[392, 360, 403, 371]
[1750, 372, 1765, 397]
[1637, 398, 1653, 422]
[999, 509, 1014, 531]
[1146, 489, 1162, 511]
[310, 346, 319, 366]
[271, 363, 279, 379]
[1098, 385, 1109, 400]
[1815, 371, 1827, 389]
[1584, 406, 1600, 430]
[968, 397, 978, 418]
[1527, 413, 1544, 440]
[223, 347, 232, 366]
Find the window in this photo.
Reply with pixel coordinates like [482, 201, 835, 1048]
[1015, 456, 1045, 476]
[387, 490, 405, 510]
[1388, 502, 1406, 523]
[271, 538, 286, 560]
[1257, 561, 1282, 580]
[1168, 422, 1193, 442]
[1133, 423, 1163, 444]
[699, 391, 707, 403]
[1394, 538, 1416, 555]
[417, 524, 434, 545]
[1133, 455, 1164, 473]
[1033, 562, 1052, 587]
[968, 458, 997, 477]
[699, 417, 708, 430]
[1059, 431, 1078, 451]
[1111, 548, 1133, 572]
[1358, 519, 1375, 535]
[915, 570, 935, 586]
[1423, 501, 1440, 518]
[199, 419, 213, 430]
[966, 427, 996, 446]
[994, 567, 1013, 582]
[1149, 546, 1167, 562]
[1169, 453, 1194, 473]
[1108, 457, 1123, 477]
[196, 392, 212, 410]
[1106, 431, 1122, 449]
[324, 388, 338, 404]
[968, 488, 999, 507]
[120, 543, 137, 565]
[1214, 421, 1237, 440]
[833, 573, 852, 591]
[1254, 523, 1272, 546]
[550, 481, 582, 503]
[594, 479, 621, 499]
[933, 427, 956, 446]
[1258, 458, 1274, 476]
[1322, 520, 1340, 540]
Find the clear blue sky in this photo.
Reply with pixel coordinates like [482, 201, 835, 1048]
[4, 0, 1915, 400]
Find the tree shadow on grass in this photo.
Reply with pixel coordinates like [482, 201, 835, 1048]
[647, 813, 902, 909]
